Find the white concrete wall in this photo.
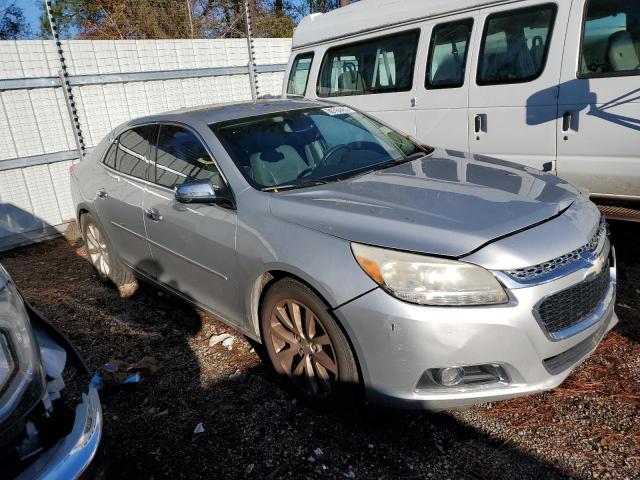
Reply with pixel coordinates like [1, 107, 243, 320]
[0, 38, 292, 249]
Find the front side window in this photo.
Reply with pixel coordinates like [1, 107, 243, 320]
[114, 125, 156, 180]
[211, 106, 428, 190]
[426, 19, 474, 89]
[317, 30, 420, 97]
[154, 125, 223, 190]
[580, 0, 640, 77]
[478, 4, 557, 85]
[287, 53, 314, 97]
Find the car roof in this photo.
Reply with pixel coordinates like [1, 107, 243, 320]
[124, 99, 330, 130]
[292, 0, 516, 49]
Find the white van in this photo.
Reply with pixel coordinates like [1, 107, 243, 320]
[283, 0, 640, 206]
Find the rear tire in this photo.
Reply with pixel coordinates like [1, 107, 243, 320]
[80, 213, 134, 288]
[261, 278, 360, 408]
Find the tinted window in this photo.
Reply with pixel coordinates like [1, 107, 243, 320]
[426, 19, 474, 89]
[287, 53, 314, 97]
[478, 5, 557, 85]
[580, 0, 640, 77]
[103, 141, 117, 169]
[317, 30, 420, 97]
[115, 125, 156, 179]
[154, 125, 223, 190]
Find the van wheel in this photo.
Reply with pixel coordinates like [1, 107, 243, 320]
[80, 213, 134, 288]
[261, 278, 360, 407]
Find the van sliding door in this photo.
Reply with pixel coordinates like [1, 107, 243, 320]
[414, 12, 478, 152]
[467, 1, 571, 171]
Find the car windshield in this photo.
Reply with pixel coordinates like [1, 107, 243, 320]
[210, 106, 429, 191]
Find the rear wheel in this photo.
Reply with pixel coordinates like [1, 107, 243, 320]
[261, 278, 360, 407]
[80, 213, 134, 288]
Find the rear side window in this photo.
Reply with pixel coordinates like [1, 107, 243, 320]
[154, 125, 223, 190]
[477, 4, 557, 85]
[317, 30, 420, 97]
[113, 125, 156, 180]
[102, 141, 117, 169]
[580, 0, 640, 77]
[287, 53, 314, 97]
[426, 19, 474, 89]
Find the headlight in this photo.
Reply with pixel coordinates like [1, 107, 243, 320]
[0, 332, 15, 393]
[0, 271, 39, 403]
[351, 243, 509, 306]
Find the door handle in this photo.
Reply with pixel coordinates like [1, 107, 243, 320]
[144, 208, 163, 222]
[474, 114, 484, 134]
[562, 111, 573, 132]
[97, 188, 108, 199]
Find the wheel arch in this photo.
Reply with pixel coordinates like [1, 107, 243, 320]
[249, 268, 365, 390]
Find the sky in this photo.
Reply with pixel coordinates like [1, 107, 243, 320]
[20, 0, 42, 36]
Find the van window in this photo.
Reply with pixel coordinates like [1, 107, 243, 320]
[287, 53, 314, 97]
[580, 0, 640, 77]
[154, 125, 223, 190]
[426, 19, 474, 89]
[317, 30, 420, 97]
[477, 4, 557, 85]
[114, 125, 156, 180]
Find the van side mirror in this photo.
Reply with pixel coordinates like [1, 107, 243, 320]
[174, 179, 233, 206]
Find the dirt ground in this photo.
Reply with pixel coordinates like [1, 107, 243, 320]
[1, 220, 638, 480]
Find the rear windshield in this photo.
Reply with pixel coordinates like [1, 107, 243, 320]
[210, 107, 426, 190]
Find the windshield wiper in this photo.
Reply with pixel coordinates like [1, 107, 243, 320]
[261, 180, 329, 192]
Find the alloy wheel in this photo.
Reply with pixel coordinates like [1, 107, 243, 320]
[269, 300, 338, 398]
[85, 224, 111, 277]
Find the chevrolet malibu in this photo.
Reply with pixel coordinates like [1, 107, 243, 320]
[71, 99, 617, 409]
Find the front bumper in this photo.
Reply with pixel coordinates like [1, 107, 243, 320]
[334, 260, 617, 410]
[11, 305, 104, 480]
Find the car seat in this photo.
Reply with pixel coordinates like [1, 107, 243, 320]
[607, 30, 640, 71]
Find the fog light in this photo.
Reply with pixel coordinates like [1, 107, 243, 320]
[437, 367, 464, 386]
[417, 363, 510, 391]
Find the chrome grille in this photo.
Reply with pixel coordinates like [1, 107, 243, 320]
[536, 260, 610, 335]
[506, 220, 607, 282]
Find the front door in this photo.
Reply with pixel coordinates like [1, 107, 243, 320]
[557, 0, 640, 197]
[467, 1, 570, 170]
[142, 124, 240, 324]
[94, 126, 156, 272]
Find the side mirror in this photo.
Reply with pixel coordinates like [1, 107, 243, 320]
[174, 179, 231, 206]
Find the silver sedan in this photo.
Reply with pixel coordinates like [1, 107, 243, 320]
[71, 99, 617, 409]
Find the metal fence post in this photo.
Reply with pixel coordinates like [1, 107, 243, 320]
[44, 0, 86, 160]
[244, 0, 259, 100]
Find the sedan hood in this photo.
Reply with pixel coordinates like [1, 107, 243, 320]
[268, 149, 579, 257]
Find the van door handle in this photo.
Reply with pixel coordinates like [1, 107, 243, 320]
[562, 111, 573, 132]
[97, 188, 108, 199]
[144, 208, 163, 222]
[474, 114, 485, 134]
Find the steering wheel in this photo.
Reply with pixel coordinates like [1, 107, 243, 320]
[298, 145, 352, 179]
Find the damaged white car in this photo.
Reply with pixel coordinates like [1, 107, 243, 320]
[0, 263, 103, 479]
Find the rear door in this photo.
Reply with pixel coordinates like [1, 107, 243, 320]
[414, 13, 477, 151]
[467, 1, 570, 170]
[314, 29, 421, 136]
[143, 124, 240, 324]
[557, 0, 640, 197]
[94, 125, 156, 271]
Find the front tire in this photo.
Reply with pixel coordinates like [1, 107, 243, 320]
[80, 213, 134, 288]
[261, 278, 360, 407]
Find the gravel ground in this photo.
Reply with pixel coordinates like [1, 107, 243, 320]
[1, 220, 638, 480]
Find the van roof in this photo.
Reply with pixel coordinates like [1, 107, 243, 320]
[292, 0, 516, 49]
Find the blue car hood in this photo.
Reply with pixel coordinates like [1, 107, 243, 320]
[267, 150, 579, 258]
